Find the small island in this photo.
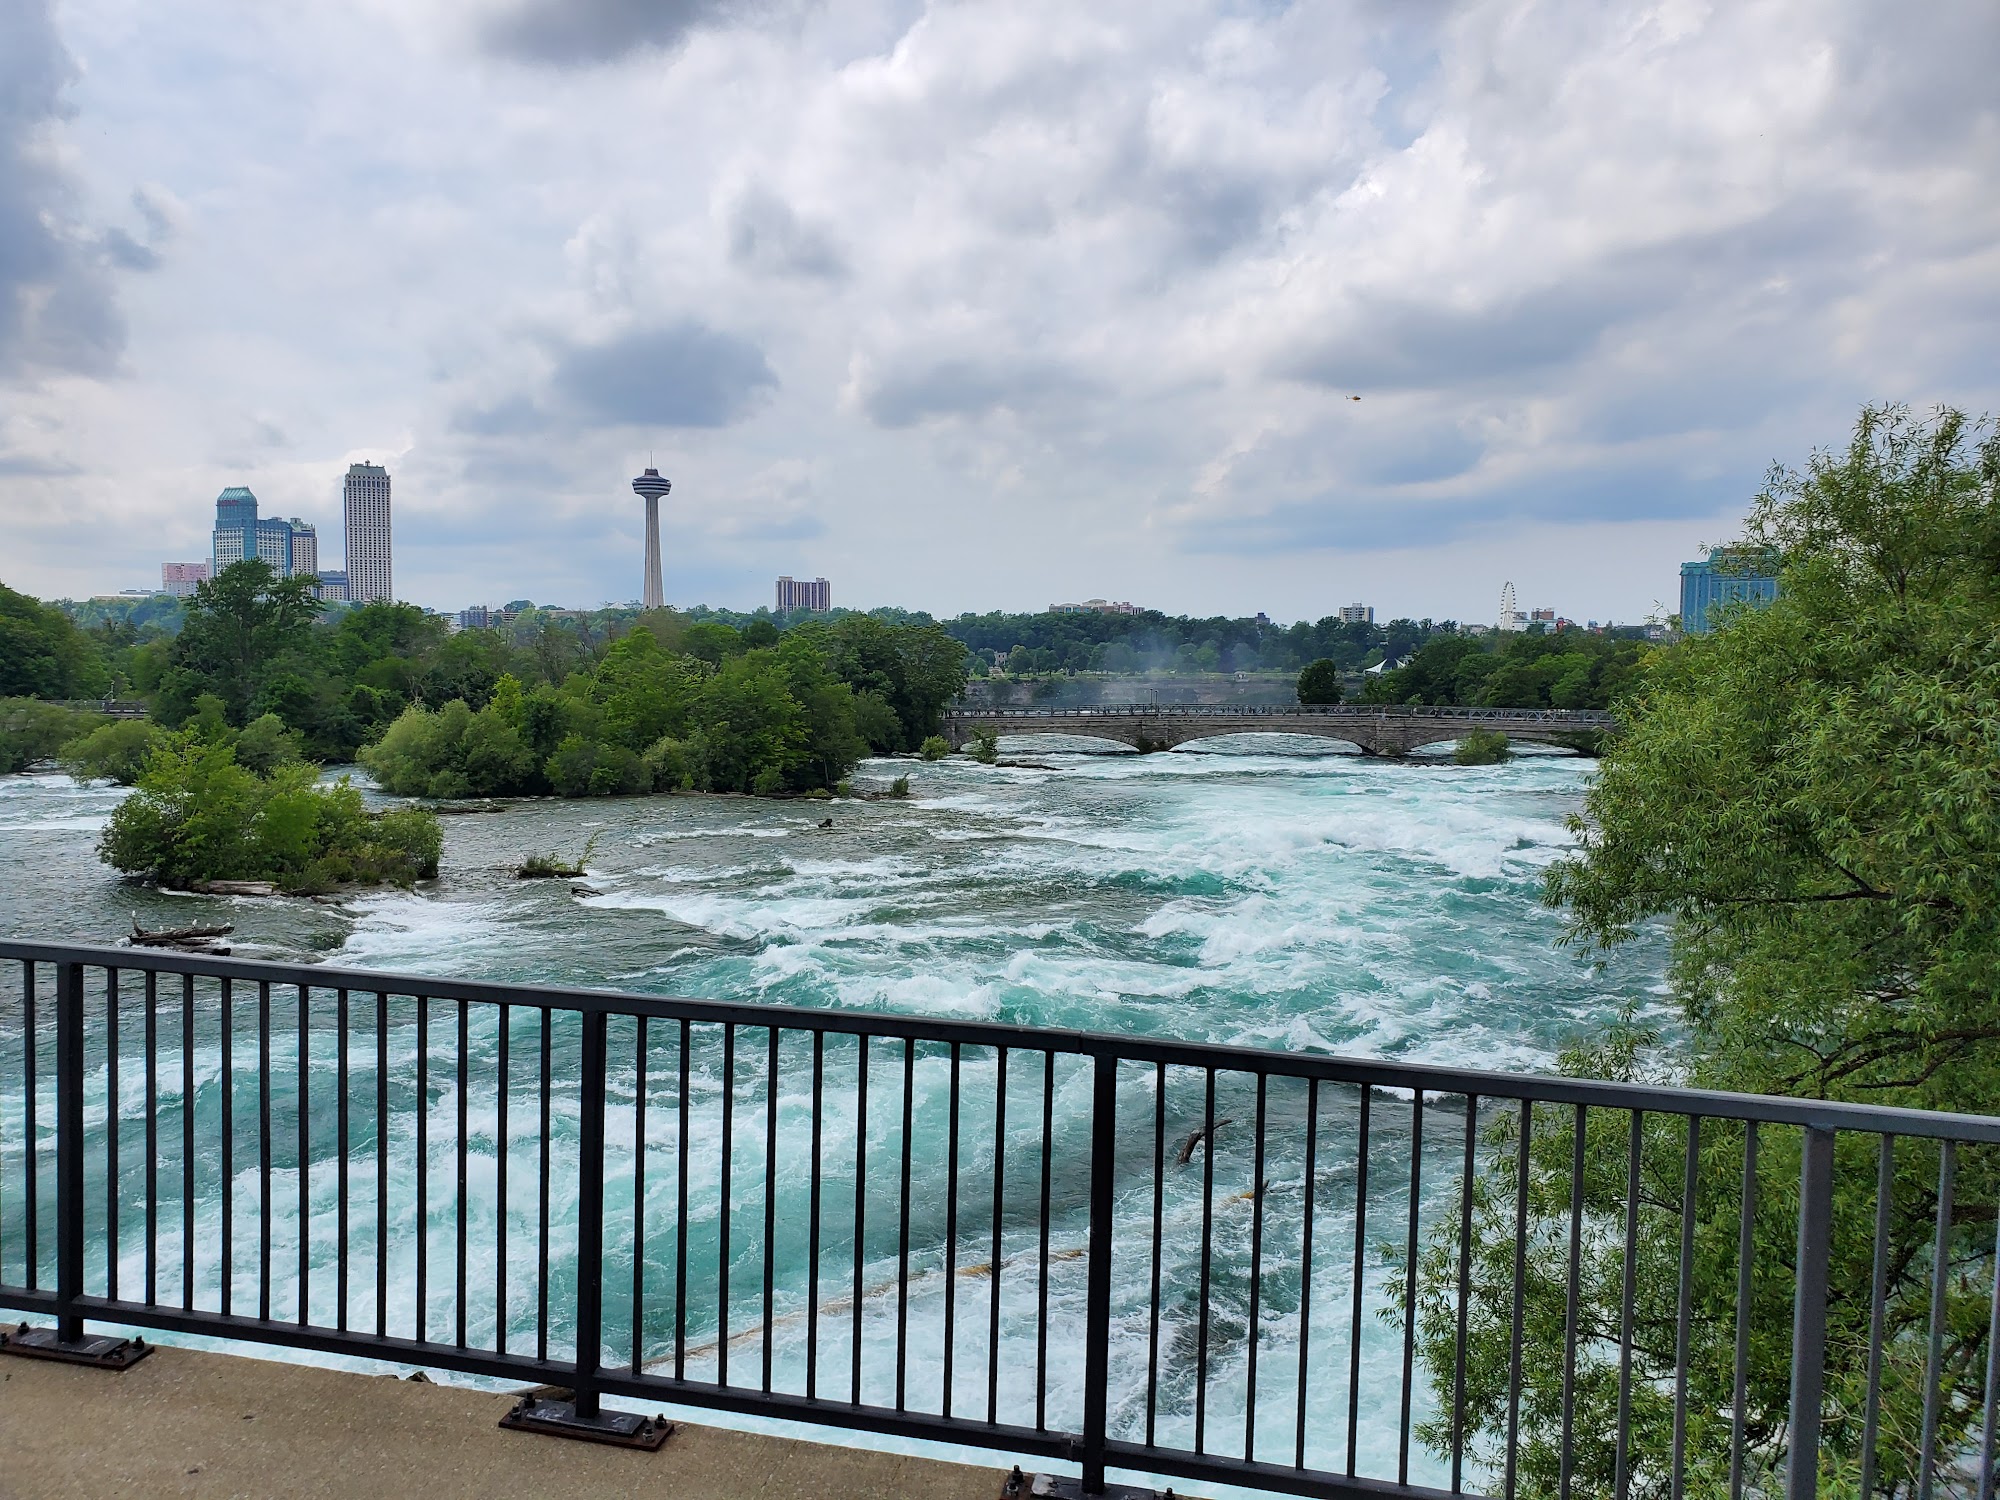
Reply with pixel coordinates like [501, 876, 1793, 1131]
[100, 724, 441, 895]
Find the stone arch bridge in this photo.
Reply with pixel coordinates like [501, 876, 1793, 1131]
[940, 703, 1617, 757]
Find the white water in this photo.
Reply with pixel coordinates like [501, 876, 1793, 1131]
[0, 738, 1670, 1486]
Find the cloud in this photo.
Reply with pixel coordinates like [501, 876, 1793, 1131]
[548, 322, 779, 429]
[478, 0, 739, 66]
[727, 186, 847, 281]
[3, 0, 1997, 622]
[853, 353, 1100, 429]
[0, 0, 127, 377]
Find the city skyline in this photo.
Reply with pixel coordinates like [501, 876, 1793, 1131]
[1, 4, 1989, 623]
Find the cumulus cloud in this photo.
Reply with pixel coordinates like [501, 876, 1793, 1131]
[479, 0, 739, 65]
[0, 0, 128, 377]
[551, 322, 779, 428]
[727, 186, 847, 281]
[2, 0, 1996, 617]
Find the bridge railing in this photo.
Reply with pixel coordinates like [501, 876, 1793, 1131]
[944, 704, 1619, 726]
[3, 941, 1994, 1499]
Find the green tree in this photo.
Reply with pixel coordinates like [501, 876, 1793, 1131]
[1296, 659, 1343, 704]
[1415, 406, 2000, 1497]
[159, 561, 321, 726]
[61, 720, 164, 784]
[0, 582, 110, 698]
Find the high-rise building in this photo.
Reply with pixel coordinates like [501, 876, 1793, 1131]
[1338, 603, 1374, 625]
[1680, 548, 1780, 634]
[776, 575, 831, 613]
[162, 562, 210, 596]
[315, 570, 349, 602]
[343, 463, 392, 603]
[288, 520, 318, 581]
[211, 486, 260, 572]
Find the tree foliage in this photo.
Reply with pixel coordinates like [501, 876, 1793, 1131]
[1414, 406, 2000, 1497]
[1297, 658, 1343, 704]
[358, 615, 950, 800]
[1363, 627, 1647, 710]
[0, 582, 110, 698]
[100, 732, 441, 892]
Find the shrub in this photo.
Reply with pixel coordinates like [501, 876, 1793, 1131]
[1454, 728, 1510, 764]
[919, 735, 950, 761]
[61, 720, 162, 785]
[0, 699, 102, 774]
[643, 735, 694, 792]
[968, 727, 1000, 764]
[98, 732, 441, 891]
[890, 775, 910, 797]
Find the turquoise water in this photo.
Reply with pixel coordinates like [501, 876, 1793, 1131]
[0, 736, 1670, 1482]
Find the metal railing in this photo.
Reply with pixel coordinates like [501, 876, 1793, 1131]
[2, 940, 1996, 1498]
[944, 705, 1618, 726]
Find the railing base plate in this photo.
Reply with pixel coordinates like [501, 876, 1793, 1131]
[499, 1392, 674, 1450]
[0, 1324, 152, 1370]
[1001, 1469, 1166, 1500]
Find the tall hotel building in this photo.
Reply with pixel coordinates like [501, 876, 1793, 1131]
[342, 463, 392, 603]
[211, 487, 310, 576]
[776, 575, 831, 613]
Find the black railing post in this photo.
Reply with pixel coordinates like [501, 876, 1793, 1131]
[0, 960, 148, 1367]
[499, 1003, 669, 1447]
[1788, 1126, 1836, 1500]
[55, 960, 85, 1345]
[1080, 1053, 1116, 1494]
[573, 1007, 608, 1421]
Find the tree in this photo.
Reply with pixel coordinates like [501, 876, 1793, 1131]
[0, 582, 110, 698]
[160, 561, 320, 726]
[1416, 406, 2000, 1497]
[99, 731, 441, 890]
[1296, 659, 1343, 704]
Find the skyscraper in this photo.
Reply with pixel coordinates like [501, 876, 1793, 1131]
[211, 486, 260, 572]
[288, 520, 318, 580]
[343, 463, 392, 603]
[776, 575, 831, 613]
[632, 468, 671, 610]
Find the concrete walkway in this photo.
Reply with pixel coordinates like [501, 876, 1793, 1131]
[0, 1342, 1009, 1500]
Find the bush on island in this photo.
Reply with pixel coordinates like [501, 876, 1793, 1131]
[100, 731, 441, 893]
[919, 735, 950, 761]
[1453, 728, 1509, 764]
[59, 719, 162, 785]
[1, 699, 104, 774]
[968, 727, 1000, 764]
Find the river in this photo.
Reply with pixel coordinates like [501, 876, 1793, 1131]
[0, 735, 1671, 1482]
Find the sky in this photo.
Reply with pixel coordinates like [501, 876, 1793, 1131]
[1, 0, 1995, 624]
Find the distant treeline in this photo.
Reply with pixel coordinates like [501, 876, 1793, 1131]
[3, 567, 967, 797]
[1358, 629, 1647, 710]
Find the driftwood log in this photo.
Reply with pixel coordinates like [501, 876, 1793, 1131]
[129, 916, 234, 954]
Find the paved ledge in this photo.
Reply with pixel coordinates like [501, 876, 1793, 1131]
[0, 1342, 1008, 1500]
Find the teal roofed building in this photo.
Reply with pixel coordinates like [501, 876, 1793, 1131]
[211, 486, 309, 577]
[1679, 547, 1781, 634]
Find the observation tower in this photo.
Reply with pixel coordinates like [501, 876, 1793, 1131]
[632, 467, 671, 610]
